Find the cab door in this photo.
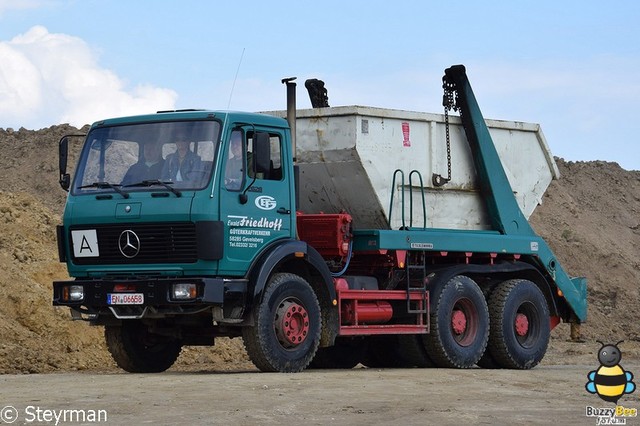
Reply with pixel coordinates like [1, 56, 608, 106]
[217, 127, 294, 275]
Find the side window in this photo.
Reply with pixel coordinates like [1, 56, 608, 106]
[247, 132, 283, 181]
[224, 130, 244, 191]
[269, 134, 282, 179]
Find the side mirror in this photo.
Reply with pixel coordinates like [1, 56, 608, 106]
[60, 174, 71, 191]
[59, 136, 70, 191]
[58, 134, 85, 192]
[253, 132, 271, 176]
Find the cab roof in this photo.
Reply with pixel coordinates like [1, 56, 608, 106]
[90, 109, 290, 130]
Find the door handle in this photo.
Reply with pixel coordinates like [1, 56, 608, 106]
[277, 207, 291, 215]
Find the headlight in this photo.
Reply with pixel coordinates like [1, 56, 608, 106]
[63, 285, 84, 302]
[171, 283, 197, 300]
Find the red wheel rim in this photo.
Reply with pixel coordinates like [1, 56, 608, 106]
[450, 298, 478, 347]
[515, 313, 529, 336]
[275, 299, 310, 348]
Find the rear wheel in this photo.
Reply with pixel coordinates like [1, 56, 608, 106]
[423, 275, 489, 368]
[105, 321, 182, 373]
[242, 273, 321, 372]
[484, 279, 550, 369]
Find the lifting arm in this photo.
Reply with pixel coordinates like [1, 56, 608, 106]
[443, 65, 533, 236]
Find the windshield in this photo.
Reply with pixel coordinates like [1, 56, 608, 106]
[72, 120, 219, 195]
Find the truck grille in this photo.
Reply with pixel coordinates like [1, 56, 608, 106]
[70, 222, 198, 264]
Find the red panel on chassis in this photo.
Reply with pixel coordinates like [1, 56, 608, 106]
[337, 288, 430, 336]
[297, 212, 352, 257]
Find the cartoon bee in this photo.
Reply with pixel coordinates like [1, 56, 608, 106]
[586, 340, 636, 403]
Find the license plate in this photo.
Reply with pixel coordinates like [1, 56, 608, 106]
[107, 293, 144, 305]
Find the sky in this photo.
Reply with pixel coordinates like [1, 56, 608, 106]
[0, 0, 639, 171]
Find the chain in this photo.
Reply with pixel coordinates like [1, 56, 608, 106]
[433, 77, 456, 186]
[444, 107, 452, 182]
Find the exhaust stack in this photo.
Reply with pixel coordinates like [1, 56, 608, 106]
[282, 77, 297, 164]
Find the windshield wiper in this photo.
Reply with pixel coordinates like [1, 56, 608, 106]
[124, 180, 182, 197]
[79, 182, 129, 199]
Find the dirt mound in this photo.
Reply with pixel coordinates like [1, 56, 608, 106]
[0, 125, 638, 373]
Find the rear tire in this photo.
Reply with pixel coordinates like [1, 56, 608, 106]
[423, 275, 489, 368]
[485, 279, 550, 369]
[242, 273, 321, 372]
[104, 321, 182, 373]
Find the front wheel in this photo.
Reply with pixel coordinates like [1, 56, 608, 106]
[484, 279, 550, 369]
[242, 273, 321, 372]
[104, 321, 182, 373]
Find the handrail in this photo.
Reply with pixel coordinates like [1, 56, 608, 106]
[408, 170, 426, 229]
[388, 169, 406, 229]
[389, 169, 427, 229]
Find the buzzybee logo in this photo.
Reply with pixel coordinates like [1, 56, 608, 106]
[585, 340, 637, 425]
[586, 341, 636, 403]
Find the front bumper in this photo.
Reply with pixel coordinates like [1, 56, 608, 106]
[53, 277, 247, 321]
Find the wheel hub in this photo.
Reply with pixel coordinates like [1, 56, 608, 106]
[275, 300, 310, 348]
[515, 313, 529, 336]
[451, 309, 467, 335]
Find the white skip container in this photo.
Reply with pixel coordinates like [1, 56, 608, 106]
[266, 105, 559, 231]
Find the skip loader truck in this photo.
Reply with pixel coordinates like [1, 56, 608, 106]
[53, 65, 587, 372]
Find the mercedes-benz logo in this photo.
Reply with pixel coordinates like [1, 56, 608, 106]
[118, 230, 140, 258]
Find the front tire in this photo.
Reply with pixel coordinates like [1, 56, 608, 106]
[243, 273, 321, 372]
[104, 321, 182, 373]
[423, 275, 489, 368]
[485, 279, 550, 369]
